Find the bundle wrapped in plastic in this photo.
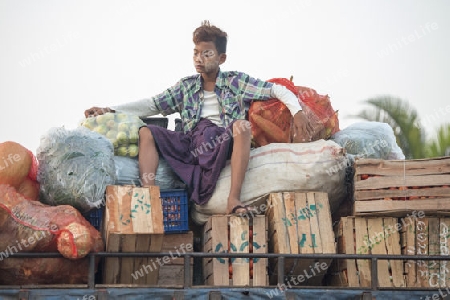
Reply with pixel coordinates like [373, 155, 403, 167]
[37, 126, 116, 213]
[113, 156, 186, 189]
[249, 78, 339, 147]
[0, 184, 104, 284]
[80, 112, 145, 157]
[331, 121, 405, 160]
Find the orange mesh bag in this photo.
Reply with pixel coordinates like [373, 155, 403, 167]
[249, 78, 295, 147]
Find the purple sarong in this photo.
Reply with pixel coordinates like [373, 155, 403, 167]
[147, 118, 234, 205]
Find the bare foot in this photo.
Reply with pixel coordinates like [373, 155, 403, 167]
[226, 197, 258, 216]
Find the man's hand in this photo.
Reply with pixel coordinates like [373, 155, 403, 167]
[84, 107, 114, 118]
[292, 110, 313, 143]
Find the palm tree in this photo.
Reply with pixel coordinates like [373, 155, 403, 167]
[355, 96, 425, 159]
[426, 124, 450, 158]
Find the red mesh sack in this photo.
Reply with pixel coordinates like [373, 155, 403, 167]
[27, 150, 39, 182]
[0, 184, 104, 260]
[296, 86, 340, 139]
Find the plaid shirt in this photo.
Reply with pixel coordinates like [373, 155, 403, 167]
[153, 70, 274, 132]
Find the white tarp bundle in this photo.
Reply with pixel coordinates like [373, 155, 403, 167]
[191, 139, 350, 225]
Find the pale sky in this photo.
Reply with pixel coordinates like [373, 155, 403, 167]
[1, 0, 449, 153]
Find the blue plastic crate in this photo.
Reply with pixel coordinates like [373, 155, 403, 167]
[86, 207, 103, 232]
[160, 189, 189, 233]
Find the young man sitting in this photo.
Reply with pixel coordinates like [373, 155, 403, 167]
[85, 20, 314, 216]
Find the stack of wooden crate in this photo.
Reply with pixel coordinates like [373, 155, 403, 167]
[102, 185, 165, 285]
[329, 156, 450, 288]
[266, 191, 336, 286]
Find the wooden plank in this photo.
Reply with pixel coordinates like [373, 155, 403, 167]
[252, 215, 268, 286]
[356, 187, 450, 201]
[354, 199, 450, 216]
[428, 217, 440, 288]
[295, 193, 313, 254]
[383, 218, 405, 287]
[439, 218, 450, 287]
[146, 234, 164, 285]
[355, 175, 450, 190]
[230, 216, 250, 286]
[367, 218, 391, 287]
[404, 218, 417, 287]
[355, 218, 371, 287]
[119, 234, 137, 284]
[315, 192, 335, 254]
[103, 232, 121, 284]
[133, 234, 151, 284]
[272, 193, 290, 254]
[416, 218, 429, 287]
[284, 192, 298, 255]
[342, 217, 359, 287]
[210, 216, 229, 286]
[307, 192, 323, 254]
[161, 232, 194, 265]
[354, 157, 450, 176]
[149, 186, 164, 234]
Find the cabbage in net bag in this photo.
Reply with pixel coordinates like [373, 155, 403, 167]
[80, 112, 145, 157]
[37, 126, 116, 213]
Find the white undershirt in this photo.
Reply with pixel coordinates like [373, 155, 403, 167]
[200, 90, 222, 126]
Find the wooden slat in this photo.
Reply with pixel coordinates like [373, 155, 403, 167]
[355, 218, 371, 287]
[230, 216, 249, 286]
[295, 193, 312, 254]
[160, 232, 193, 265]
[133, 234, 151, 284]
[367, 218, 391, 287]
[416, 218, 429, 287]
[252, 215, 268, 286]
[428, 218, 440, 288]
[307, 193, 323, 254]
[210, 216, 229, 286]
[356, 187, 450, 201]
[403, 218, 417, 287]
[284, 192, 298, 255]
[103, 232, 121, 284]
[315, 192, 335, 254]
[354, 199, 450, 216]
[119, 234, 137, 284]
[146, 234, 164, 285]
[383, 218, 404, 287]
[355, 175, 450, 190]
[342, 217, 359, 287]
[354, 157, 450, 176]
[149, 186, 164, 234]
[439, 218, 450, 287]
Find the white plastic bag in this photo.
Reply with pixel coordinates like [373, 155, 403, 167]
[191, 140, 349, 225]
[331, 121, 405, 160]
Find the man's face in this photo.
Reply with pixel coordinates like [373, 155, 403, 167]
[193, 41, 224, 74]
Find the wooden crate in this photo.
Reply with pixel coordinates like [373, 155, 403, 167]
[354, 157, 450, 216]
[266, 192, 335, 286]
[158, 231, 194, 286]
[203, 215, 268, 286]
[329, 216, 404, 288]
[102, 232, 164, 285]
[401, 216, 450, 288]
[102, 185, 165, 285]
[104, 185, 164, 239]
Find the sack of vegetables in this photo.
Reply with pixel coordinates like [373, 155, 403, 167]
[249, 77, 340, 147]
[80, 112, 144, 157]
[37, 126, 116, 213]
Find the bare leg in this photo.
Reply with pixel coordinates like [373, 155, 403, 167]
[138, 127, 159, 187]
[226, 120, 253, 214]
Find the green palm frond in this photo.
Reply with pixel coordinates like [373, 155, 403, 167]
[354, 96, 425, 159]
[426, 124, 450, 157]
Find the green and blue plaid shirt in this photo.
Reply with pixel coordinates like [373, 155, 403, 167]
[153, 70, 274, 132]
